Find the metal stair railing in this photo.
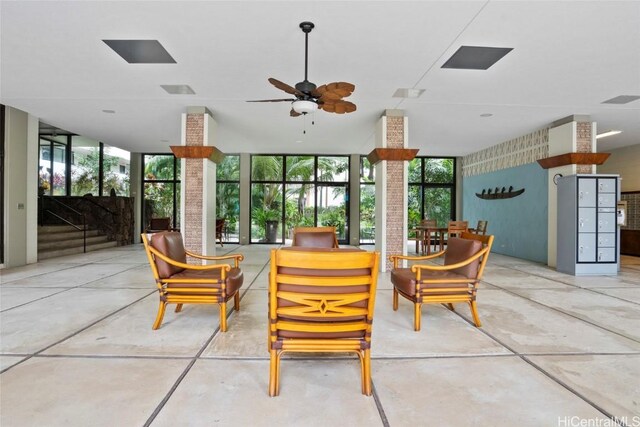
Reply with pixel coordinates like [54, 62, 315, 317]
[39, 196, 87, 253]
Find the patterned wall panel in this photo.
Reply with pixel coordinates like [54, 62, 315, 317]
[621, 192, 639, 230]
[461, 128, 549, 177]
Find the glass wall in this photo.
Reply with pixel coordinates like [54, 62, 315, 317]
[250, 155, 349, 244]
[216, 155, 240, 243]
[37, 131, 130, 198]
[142, 154, 180, 232]
[359, 156, 375, 244]
[408, 157, 456, 234]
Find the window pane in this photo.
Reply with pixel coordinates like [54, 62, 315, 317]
[143, 182, 175, 229]
[217, 182, 240, 242]
[424, 187, 452, 227]
[52, 143, 67, 195]
[286, 156, 314, 181]
[424, 158, 454, 183]
[252, 155, 282, 181]
[360, 157, 375, 183]
[317, 156, 348, 182]
[284, 183, 315, 243]
[144, 154, 175, 180]
[317, 184, 347, 240]
[408, 158, 422, 183]
[360, 184, 375, 243]
[39, 140, 52, 195]
[103, 145, 130, 196]
[71, 136, 99, 196]
[251, 183, 282, 243]
[408, 185, 421, 236]
[217, 155, 240, 181]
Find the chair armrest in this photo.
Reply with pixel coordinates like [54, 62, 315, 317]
[186, 251, 244, 268]
[389, 251, 445, 268]
[148, 246, 232, 272]
[411, 246, 489, 275]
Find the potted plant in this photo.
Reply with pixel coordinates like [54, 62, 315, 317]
[253, 207, 280, 243]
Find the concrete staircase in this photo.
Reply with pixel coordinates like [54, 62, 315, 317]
[38, 225, 117, 260]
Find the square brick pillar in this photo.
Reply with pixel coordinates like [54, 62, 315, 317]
[180, 107, 217, 260]
[375, 110, 409, 271]
[547, 115, 596, 267]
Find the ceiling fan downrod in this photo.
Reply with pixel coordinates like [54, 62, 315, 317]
[296, 21, 316, 95]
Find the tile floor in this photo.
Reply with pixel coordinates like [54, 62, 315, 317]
[1, 245, 639, 427]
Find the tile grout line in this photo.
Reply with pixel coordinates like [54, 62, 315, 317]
[448, 306, 630, 425]
[0, 291, 155, 374]
[481, 278, 640, 344]
[0, 263, 146, 313]
[142, 245, 272, 427]
[371, 382, 391, 427]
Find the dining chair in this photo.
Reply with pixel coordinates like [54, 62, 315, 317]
[420, 219, 439, 254]
[389, 232, 494, 331]
[142, 231, 244, 331]
[216, 218, 226, 246]
[446, 220, 469, 245]
[291, 226, 339, 248]
[268, 247, 380, 396]
[469, 220, 488, 235]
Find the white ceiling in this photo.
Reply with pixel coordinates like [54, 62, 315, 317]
[1, 1, 639, 156]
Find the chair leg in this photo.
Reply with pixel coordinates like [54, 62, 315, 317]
[363, 349, 372, 396]
[392, 288, 398, 311]
[152, 300, 167, 330]
[470, 301, 482, 327]
[174, 303, 183, 313]
[269, 349, 278, 397]
[219, 302, 228, 332]
[446, 303, 455, 311]
[414, 302, 422, 331]
[234, 291, 240, 311]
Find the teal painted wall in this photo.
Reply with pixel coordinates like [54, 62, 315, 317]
[462, 162, 548, 263]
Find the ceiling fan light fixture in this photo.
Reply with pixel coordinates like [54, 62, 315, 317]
[292, 100, 318, 114]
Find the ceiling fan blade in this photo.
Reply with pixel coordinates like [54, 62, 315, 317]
[269, 78, 304, 97]
[290, 109, 302, 117]
[246, 98, 295, 102]
[313, 82, 355, 99]
[320, 100, 356, 114]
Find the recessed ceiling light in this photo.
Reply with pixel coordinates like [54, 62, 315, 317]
[601, 95, 640, 105]
[103, 40, 176, 64]
[480, 113, 493, 117]
[596, 130, 622, 139]
[442, 46, 513, 70]
[161, 85, 195, 95]
[392, 88, 425, 98]
[102, 109, 116, 114]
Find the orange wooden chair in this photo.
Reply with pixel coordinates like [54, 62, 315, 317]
[142, 231, 244, 331]
[291, 226, 339, 248]
[268, 247, 380, 396]
[389, 232, 493, 331]
[469, 220, 488, 235]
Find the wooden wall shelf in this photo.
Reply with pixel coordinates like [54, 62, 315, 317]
[537, 152, 610, 169]
[367, 148, 419, 165]
[170, 146, 225, 163]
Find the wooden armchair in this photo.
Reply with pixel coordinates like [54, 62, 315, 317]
[389, 232, 493, 331]
[216, 218, 225, 247]
[141, 231, 244, 331]
[291, 226, 339, 248]
[146, 217, 174, 233]
[268, 247, 380, 396]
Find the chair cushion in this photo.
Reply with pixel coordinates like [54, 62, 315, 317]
[151, 232, 187, 279]
[293, 231, 336, 248]
[391, 268, 471, 296]
[168, 267, 243, 295]
[444, 237, 482, 279]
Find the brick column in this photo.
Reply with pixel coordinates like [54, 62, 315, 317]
[374, 110, 409, 271]
[181, 107, 217, 260]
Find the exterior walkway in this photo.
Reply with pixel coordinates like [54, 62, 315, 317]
[1, 245, 639, 426]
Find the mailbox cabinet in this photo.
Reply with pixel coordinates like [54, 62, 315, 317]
[557, 174, 619, 275]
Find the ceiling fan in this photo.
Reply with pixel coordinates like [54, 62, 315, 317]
[247, 21, 356, 117]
